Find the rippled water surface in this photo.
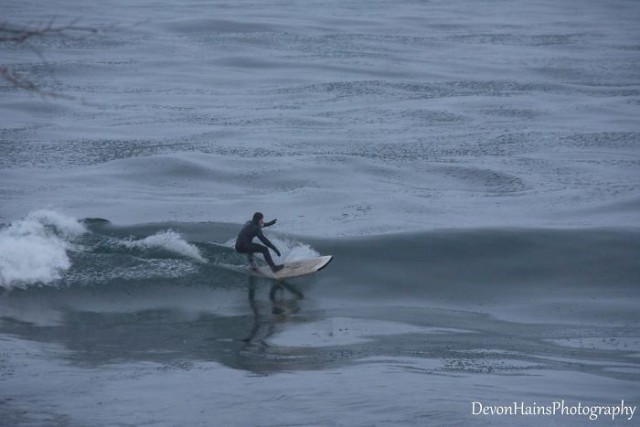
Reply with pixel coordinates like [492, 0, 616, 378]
[1, 0, 639, 425]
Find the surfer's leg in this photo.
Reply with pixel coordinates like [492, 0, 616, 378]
[247, 254, 257, 270]
[244, 243, 283, 272]
[246, 243, 277, 268]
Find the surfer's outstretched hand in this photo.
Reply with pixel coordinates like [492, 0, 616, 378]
[274, 247, 281, 257]
[264, 218, 277, 227]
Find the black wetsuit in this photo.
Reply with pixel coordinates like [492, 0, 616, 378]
[235, 220, 279, 268]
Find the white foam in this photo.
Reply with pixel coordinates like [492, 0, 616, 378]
[122, 230, 205, 262]
[0, 210, 86, 289]
[271, 236, 320, 263]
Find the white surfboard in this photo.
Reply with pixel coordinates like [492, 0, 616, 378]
[254, 255, 333, 280]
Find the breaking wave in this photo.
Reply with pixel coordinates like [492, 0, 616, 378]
[120, 230, 205, 262]
[2, 210, 638, 300]
[0, 210, 86, 289]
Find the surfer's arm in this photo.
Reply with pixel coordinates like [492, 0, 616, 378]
[263, 218, 277, 227]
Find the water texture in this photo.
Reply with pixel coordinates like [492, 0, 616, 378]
[1, 0, 639, 425]
[1, 0, 638, 233]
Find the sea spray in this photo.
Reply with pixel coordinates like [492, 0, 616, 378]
[121, 230, 205, 262]
[0, 210, 86, 288]
[273, 237, 320, 263]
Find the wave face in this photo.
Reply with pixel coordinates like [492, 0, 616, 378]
[2, 212, 638, 304]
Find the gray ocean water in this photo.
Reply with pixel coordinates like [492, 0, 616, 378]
[1, 0, 640, 425]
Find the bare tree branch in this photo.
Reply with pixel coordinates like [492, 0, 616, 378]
[0, 19, 97, 43]
[0, 19, 99, 98]
[0, 65, 73, 99]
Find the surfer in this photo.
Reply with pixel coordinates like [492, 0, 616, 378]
[235, 212, 284, 273]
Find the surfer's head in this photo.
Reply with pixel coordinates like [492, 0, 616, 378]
[252, 212, 264, 224]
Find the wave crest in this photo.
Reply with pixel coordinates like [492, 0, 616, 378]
[0, 210, 86, 289]
[121, 230, 205, 262]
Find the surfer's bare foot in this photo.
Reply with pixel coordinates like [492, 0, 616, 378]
[271, 264, 284, 273]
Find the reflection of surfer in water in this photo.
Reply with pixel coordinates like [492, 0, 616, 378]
[244, 275, 304, 345]
[235, 212, 284, 273]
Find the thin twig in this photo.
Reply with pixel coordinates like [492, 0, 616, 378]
[0, 65, 73, 99]
[0, 19, 98, 98]
[0, 20, 97, 43]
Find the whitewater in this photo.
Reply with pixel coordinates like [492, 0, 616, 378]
[1, 0, 639, 425]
